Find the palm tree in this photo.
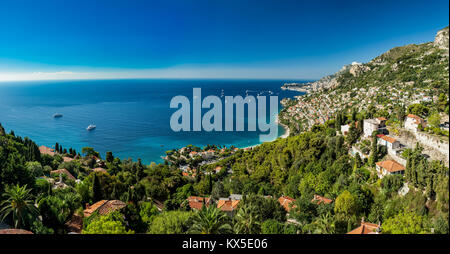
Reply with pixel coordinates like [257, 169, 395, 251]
[188, 205, 232, 234]
[0, 184, 38, 229]
[312, 213, 336, 234]
[233, 205, 261, 234]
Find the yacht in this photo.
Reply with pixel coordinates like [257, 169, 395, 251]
[53, 113, 63, 118]
[86, 124, 96, 131]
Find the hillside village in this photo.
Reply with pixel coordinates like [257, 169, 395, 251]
[0, 27, 449, 235]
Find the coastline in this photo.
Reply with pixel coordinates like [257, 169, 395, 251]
[241, 114, 290, 150]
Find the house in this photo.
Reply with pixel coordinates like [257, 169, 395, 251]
[93, 167, 108, 174]
[50, 168, 76, 181]
[187, 196, 212, 210]
[189, 151, 198, 158]
[65, 214, 83, 234]
[311, 194, 333, 205]
[39, 145, 55, 156]
[217, 198, 240, 216]
[404, 114, 425, 132]
[363, 118, 387, 138]
[83, 200, 127, 218]
[378, 135, 401, 151]
[278, 196, 296, 213]
[347, 218, 380, 234]
[375, 160, 406, 178]
[63, 156, 74, 162]
[340, 124, 350, 135]
[0, 229, 33, 234]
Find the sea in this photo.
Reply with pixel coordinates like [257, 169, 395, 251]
[0, 79, 306, 164]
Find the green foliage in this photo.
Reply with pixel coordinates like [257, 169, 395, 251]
[148, 211, 193, 234]
[188, 205, 232, 234]
[83, 211, 134, 234]
[334, 190, 357, 217]
[0, 184, 38, 229]
[382, 210, 430, 234]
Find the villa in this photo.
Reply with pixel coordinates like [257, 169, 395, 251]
[347, 218, 381, 234]
[404, 114, 426, 132]
[278, 196, 297, 213]
[83, 200, 127, 218]
[375, 160, 406, 178]
[187, 196, 212, 210]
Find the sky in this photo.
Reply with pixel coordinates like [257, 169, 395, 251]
[0, 0, 448, 81]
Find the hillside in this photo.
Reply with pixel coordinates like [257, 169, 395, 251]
[280, 26, 449, 133]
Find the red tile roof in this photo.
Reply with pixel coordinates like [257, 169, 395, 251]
[187, 196, 211, 210]
[278, 196, 296, 212]
[376, 160, 405, 173]
[83, 200, 126, 217]
[217, 199, 240, 212]
[0, 229, 33, 234]
[347, 222, 380, 234]
[312, 194, 333, 205]
[65, 214, 83, 233]
[380, 135, 397, 144]
[93, 167, 107, 173]
[39, 145, 55, 156]
[50, 168, 76, 181]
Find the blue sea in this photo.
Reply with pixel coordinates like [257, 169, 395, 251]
[0, 79, 306, 164]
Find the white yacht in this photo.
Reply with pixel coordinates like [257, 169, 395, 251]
[86, 124, 96, 131]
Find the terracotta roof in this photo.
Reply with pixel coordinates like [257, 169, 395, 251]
[50, 168, 76, 181]
[39, 145, 55, 156]
[312, 194, 333, 205]
[406, 114, 424, 124]
[83, 200, 126, 217]
[63, 156, 74, 162]
[347, 222, 380, 234]
[187, 196, 211, 210]
[65, 214, 83, 233]
[376, 117, 387, 121]
[380, 135, 397, 144]
[376, 160, 405, 173]
[278, 196, 296, 212]
[217, 199, 240, 212]
[0, 229, 33, 234]
[93, 167, 107, 173]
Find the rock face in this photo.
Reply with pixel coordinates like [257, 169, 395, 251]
[434, 26, 449, 50]
[349, 62, 371, 77]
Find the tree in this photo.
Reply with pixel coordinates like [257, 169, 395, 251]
[311, 213, 336, 234]
[233, 205, 261, 234]
[82, 147, 99, 157]
[0, 184, 38, 229]
[261, 219, 284, 234]
[148, 211, 193, 234]
[188, 205, 232, 234]
[382, 210, 429, 234]
[428, 113, 441, 129]
[106, 151, 114, 163]
[211, 181, 227, 201]
[139, 202, 159, 230]
[83, 211, 134, 234]
[92, 173, 103, 202]
[334, 190, 357, 217]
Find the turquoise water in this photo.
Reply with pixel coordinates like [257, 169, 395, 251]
[0, 79, 305, 164]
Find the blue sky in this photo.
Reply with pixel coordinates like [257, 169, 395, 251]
[0, 0, 448, 80]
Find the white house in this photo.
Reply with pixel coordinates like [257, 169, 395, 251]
[375, 160, 405, 178]
[404, 114, 425, 132]
[341, 124, 350, 135]
[377, 135, 401, 152]
[363, 117, 387, 138]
